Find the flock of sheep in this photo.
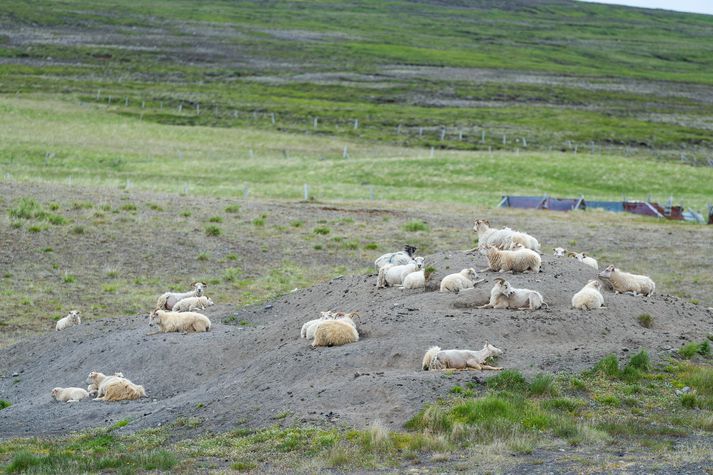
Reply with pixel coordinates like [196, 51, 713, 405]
[50, 283, 214, 403]
[49, 218, 657, 402]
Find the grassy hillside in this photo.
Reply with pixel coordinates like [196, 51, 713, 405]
[1, 0, 712, 156]
[2, 96, 713, 209]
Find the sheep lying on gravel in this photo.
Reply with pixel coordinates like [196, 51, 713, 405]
[301, 311, 357, 339]
[56, 310, 80, 331]
[155, 282, 207, 310]
[439, 268, 483, 293]
[470, 219, 541, 253]
[400, 266, 435, 290]
[572, 280, 606, 310]
[598, 265, 655, 296]
[149, 309, 212, 333]
[374, 245, 417, 269]
[479, 278, 546, 310]
[377, 257, 424, 288]
[422, 343, 503, 371]
[553, 247, 567, 257]
[51, 387, 89, 403]
[88, 372, 123, 396]
[172, 296, 214, 312]
[572, 252, 598, 270]
[483, 245, 541, 273]
[87, 371, 146, 401]
[312, 319, 359, 347]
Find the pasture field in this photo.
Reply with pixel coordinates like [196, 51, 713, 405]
[1, 0, 713, 473]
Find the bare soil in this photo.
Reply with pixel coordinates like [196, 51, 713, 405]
[0, 181, 712, 439]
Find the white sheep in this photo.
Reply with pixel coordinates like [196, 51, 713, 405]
[51, 387, 89, 403]
[56, 310, 81, 331]
[479, 278, 546, 310]
[422, 343, 503, 371]
[377, 257, 424, 288]
[155, 282, 207, 311]
[483, 245, 541, 273]
[312, 319, 359, 347]
[87, 372, 123, 396]
[572, 252, 598, 270]
[470, 219, 541, 253]
[300, 311, 357, 339]
[553, 247, 567, 257]
[149, 309, 211, 333]
[374, 245, 417, 269]
[172, 296, 214, 312]
[572, 280, 606, 310]
[439, 268, 483, 293]
[87, 371, 145, 401]
[598, 265, 655, 296]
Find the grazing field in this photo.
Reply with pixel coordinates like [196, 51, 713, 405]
[1, 0, 712, 473]
[2, 97, 713, 210]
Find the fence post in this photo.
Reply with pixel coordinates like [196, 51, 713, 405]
[481, 130, 486, 144]
[440, 127, 446, 141]
[353, 119, 359, 130]
[313, 117, 318, 128]
[271, 113, 276, 125]
[304, 184, 309, 201]
[243, 184, 250, 199]
[343, 145, 349, 159]
[430, 146, 434, 158]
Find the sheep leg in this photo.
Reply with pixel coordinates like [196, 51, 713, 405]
[465, 359, 483, 370]
[479, 365, 503, 371]
[472, 278, 486, 286]
[477, 303, 494, 309]
[146, 331, 161, 336]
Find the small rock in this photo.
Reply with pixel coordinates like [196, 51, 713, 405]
[264, 304, 273, 310]
[12, 372, 19, 377]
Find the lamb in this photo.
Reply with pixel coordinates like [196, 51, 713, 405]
[155, 282, 207, 311]
[149, 309, 211, 333]
[374, 245, 417, 269]
[572, 252, 598, 270]
[172, 296, 214, 312]
[483, 245, 541, 273]
[479, 278, 546, 310]
[87, 372, 123, 396]
[510, 231, 542, 254]
[439, 268, 483, 293]
[572, 280, 606, 310]
[553, 247, 567, 257]
[598, 265, 655, 296]
[51, 387, 89, 403]
[312, 319, 359, 347]
[87, 371, 145, 401]
[55, 310, 81, 331]
[422, 343, 503, 371]
[300, 311, 357, 339]
[377, 257, 424, 288]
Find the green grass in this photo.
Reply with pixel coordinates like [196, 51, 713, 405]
[2, 98, 712, 210]
[0, 400, 10, 410]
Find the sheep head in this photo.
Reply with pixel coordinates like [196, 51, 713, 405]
[67, 310, 81, 324]
[414, 256, 425, 269]
[404, 244, 417, 257]
[484, 343, 503, 357]
[587, 280, 602, 289]
[51, 388, 61, 398]
[598, 265, 616, 279]
[191, 282, 207, 296]
[465, 268, 478, 280]
[553, 247, 566, 257]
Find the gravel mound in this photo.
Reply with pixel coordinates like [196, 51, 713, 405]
[1, 252, 711, 438]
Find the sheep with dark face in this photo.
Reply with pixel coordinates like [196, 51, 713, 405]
[374, 245, 417, 270]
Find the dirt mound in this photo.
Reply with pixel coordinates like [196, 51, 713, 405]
[1, 252, 711, 438]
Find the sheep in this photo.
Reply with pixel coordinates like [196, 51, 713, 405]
[483, 245, 541, 273]
[469, 220, 541, 253]
[87, 372, 123, 396]
[598, 265, 655, 296]
[377, 257, 424, 288]
[553, 247, 567, 257]
[51, 387, 89, 403]
[479, 278, 546, 310]
[300, 311, 357, 339]
[374, 245, 417, 269]
[572, 252, 598, 270]
[439, 268, 484, 293]
[312, 319, 359, 347]
[155, 282, 207, 311]
[149, 309, 211, 333]
[56, 310, 81, 331]
[422, 343, 503, 371]
[87, 371, 145, 401]
[572, 280, 606, 310]
[172, 296, 214, 312]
